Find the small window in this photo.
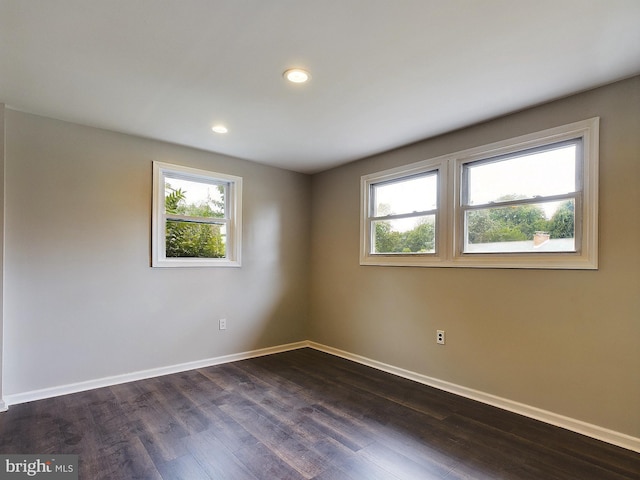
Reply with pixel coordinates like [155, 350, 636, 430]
[371, 172, 438, 254]
[361, 159, 446, 267]
[361, 118, 598, 269]
[152, 162, 242, 267]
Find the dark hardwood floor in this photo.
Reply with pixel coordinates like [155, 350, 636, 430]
[0, 348, 638, 479]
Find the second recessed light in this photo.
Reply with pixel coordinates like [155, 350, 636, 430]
[283, 68, 311, 83]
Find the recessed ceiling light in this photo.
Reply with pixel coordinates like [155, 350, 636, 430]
[283, 68, 311, 84]
[211, 125, 228, 134]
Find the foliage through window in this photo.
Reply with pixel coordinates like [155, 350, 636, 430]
[152, 162, 242, 267]
[361, 118, 598, 269]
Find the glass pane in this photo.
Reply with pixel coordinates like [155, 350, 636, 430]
[164, 177, 226, 218]
[166, 221, 227, 258]
[466, 143, 577, 206]
[373, 173, 437, 217]
[464, 199, 575, 253]
[372, 215, 436, 254]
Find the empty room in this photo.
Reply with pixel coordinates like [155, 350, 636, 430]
[0, 1, 639, 479]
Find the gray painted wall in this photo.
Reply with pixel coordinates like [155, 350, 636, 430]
[309, 77, 640, 438]
[4, 110, 310, 395]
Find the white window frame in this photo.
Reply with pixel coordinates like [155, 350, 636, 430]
[360, 118, 599, 269]
[361, 158, 448, 267]
[152, 161, 242, 268]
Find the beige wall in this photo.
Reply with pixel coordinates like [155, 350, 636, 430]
[4, 110, 310, 395]
[309, 76, 640, 437]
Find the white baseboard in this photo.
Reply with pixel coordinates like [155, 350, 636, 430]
[3, 341, 307, 406]
[307, 341, 640, 454]
[3, 339, 638, 453]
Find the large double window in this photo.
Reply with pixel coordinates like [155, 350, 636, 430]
[361, 118, 599, 269]
[152, 162, 242, 267]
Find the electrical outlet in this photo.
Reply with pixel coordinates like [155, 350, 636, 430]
[219, 318, 227, 330]
[436, 330, 445, 345]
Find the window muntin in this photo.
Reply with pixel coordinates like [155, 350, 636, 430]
[360, 118, 598, 269]
[152, 162, 242, 267]
[461, 141, 581, 254]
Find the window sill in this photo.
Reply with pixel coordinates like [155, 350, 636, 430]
[360, 252, 597, 270]
[152, 258, 242, 268]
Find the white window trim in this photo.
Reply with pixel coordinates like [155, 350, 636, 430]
[152, 161, 242, 268]
[361, 158, 449, 267]
[360, 118, 599, 269]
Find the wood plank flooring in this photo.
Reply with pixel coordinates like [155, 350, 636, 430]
[0, 348, 638, 479]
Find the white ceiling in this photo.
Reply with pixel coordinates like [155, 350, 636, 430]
[1, 1, 639, 173]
